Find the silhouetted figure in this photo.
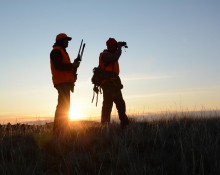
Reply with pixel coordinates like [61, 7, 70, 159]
[99, 38, 129, 128]
[50, 33, 80, 135]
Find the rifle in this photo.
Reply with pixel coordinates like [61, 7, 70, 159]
[76, 39, 85, 62]
[73, 39, 85, 74]
[71, 39, 86, 92]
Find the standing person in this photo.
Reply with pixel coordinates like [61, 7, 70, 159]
[99, 38, 129, 128]
[50, 33, 80, 135]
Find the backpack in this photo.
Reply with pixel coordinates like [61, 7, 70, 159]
[91, 66, 103, 86]
[91, 66, 103, 106]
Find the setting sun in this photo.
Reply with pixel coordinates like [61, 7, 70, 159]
[68, 103, 86, 121]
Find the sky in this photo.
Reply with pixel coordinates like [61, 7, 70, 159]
[0, 0, 220, 123]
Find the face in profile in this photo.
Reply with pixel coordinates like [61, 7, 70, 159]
[62, 39, 69, 48]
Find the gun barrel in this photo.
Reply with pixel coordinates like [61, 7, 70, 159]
[78, 39, 83, 56]
[80, 43, 86, 59]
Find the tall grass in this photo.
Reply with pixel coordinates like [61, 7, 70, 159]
[0, 112, 220, 175]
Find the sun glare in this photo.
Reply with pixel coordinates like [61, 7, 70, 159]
[69, 103, 85, 121]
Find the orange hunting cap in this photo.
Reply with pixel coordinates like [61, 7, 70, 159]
[106, 38, 117, 48]
[56, 33, 72, 41]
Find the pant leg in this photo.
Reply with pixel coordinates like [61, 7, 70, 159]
[101, 82, 113, 124]
[113, 88, 129, 124]
[53, 84, 71, 134]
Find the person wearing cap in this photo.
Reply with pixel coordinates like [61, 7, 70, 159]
[50, 33, 80, 134]
[99, 38, 129, 128]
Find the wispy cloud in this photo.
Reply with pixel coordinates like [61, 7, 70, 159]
[125, 92, 175, 99]
[121, 75, 178, 81]
[125, 86, 220, 99]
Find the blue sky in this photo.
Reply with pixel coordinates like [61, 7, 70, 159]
[0, 1, 220, 122]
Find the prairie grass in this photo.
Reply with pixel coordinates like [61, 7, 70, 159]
[0, 112, 220, 175]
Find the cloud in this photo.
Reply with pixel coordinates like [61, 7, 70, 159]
[121, 75, 177, 81]
[125, 86, 220, 100]
[125, 92, 175, 99]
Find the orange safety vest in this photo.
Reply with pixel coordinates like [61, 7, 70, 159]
[50, 46, 76, 85]
[99, 51, 120, 75]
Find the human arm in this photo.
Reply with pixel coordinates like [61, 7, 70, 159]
[102, 47, 122, 66]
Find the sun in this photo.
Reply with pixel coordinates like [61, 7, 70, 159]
[68, 103, 85, 121]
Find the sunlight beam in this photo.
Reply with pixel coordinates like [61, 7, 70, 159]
[68, 103, 85, 121]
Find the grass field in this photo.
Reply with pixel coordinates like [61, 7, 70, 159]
[0, 112, 220, 175]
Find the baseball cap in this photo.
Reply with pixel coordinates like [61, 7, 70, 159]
[56, 33, 72, 41]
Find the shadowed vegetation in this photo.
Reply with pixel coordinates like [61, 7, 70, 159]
[0, 114, 220, 175]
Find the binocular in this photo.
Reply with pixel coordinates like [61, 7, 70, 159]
[118, 41, 128, 48]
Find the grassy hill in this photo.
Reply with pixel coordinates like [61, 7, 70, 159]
[0, 115, 220, 175]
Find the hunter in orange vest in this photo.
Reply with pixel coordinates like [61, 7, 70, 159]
[50, 33, 80, 135]
[99, 38, 129, 128]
